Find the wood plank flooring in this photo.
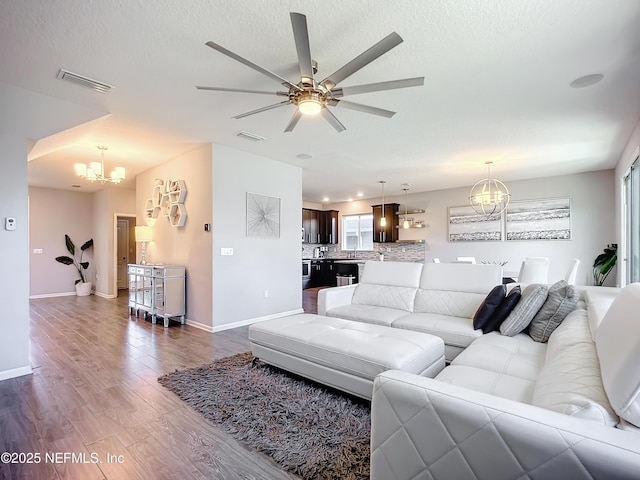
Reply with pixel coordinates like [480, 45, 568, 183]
[0, 290, 319, 479]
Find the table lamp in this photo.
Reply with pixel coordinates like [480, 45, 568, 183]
[135, 225, 153, 265]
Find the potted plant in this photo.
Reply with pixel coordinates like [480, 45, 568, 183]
[55, 234, 94, 296]
[593, 243, 617, 286]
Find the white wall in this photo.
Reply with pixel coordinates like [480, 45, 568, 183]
[328, 170, 615, 286]
[135, 144, 213, 329]
[212, 144, 302, 330]
[29, 187, 95, 296]
[0, 83, 107, 380]
[92, 187, 136, 296]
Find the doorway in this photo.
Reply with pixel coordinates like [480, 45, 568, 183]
[115, 215, 135, 291]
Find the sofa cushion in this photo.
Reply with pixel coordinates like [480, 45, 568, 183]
[451, 331, 546, 382]
[546, 308, 592, 351]
[435, 364, 536, 403]
[483, 285, 521, 333]
[392, 313, 482, 350]
[325, 304, 409, 327]
[596, 283, 640, 427]
[419, 262, 503, 293]
[414, 290, 487, 317]
[528, 280, 579, 343]
[360, 260, 423, 287]
[532, 340, 617, 427]
[500, 284, 548, 336]
[472, 285, 506, 331]
[351, 283, 417, 312]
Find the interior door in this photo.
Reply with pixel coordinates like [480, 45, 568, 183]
[117, 219, 130, 289]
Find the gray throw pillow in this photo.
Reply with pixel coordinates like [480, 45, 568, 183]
[500, 284, 549, 336]
[528, 280, 579, 343]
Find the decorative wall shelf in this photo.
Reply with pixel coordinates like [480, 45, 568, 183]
[145, 178, 188, 227]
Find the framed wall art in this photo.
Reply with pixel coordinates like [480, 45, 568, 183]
[448, 205, 503, 242]
[246, 192, 280, 238]
[505, 197, 571, 241]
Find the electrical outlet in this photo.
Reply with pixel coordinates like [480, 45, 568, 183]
[263, 290, 269, 298]
[221, 248, 233, 256]
[33, 248, 43, 254]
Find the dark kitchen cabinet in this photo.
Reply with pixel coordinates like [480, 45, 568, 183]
[302, 209, 339, 244]
[310, 260, 336, 287]
[372, 203, 400, 243]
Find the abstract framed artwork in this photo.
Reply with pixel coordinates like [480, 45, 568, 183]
[246, 193, 281, 238]
[505, 197, 571, 241]
[448, 205, 503, 242]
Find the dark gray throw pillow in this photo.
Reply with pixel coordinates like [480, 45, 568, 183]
[483, 285, 521, 333]
[528, 280, 579, 342]
[473, 285, 507, 331]
[500, 284, 549, 336]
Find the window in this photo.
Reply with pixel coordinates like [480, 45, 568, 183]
[624, 156, 640, 284]
[342, 214, 373, 250]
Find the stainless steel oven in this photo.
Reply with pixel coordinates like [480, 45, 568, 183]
[302, 260, 311, 289]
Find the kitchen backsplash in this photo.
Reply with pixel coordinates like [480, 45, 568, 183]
[302, 243, 425, 262]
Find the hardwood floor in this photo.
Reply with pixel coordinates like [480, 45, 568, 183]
[0, 291, 309, 479]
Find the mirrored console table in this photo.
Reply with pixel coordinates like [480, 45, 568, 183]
[128, 264, 185, 327]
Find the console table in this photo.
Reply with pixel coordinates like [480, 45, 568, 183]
[127, 264, 185, 327]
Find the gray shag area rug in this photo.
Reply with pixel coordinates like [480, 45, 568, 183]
[158, 352, 371, 480]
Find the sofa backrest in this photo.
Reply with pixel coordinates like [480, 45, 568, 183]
[419, 263, 502, 292]
[414, 263, 502, 317]
[595, 283, 640, 428]
[352, 261, 423, 313]
[360, 261, 423, 288]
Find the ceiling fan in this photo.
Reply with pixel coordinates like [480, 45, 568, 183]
[197, 12, 424, 133]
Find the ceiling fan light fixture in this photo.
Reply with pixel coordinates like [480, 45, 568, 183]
[297, 92, 323, 115]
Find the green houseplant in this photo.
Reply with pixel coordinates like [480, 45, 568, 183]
[55, 235, 94, 295]
[593, 243, 617, 286]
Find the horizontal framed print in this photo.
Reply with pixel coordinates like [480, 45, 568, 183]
[448, 205, 503, 242]
[506, 197, 571, 241]
[246, 192, 280, 238]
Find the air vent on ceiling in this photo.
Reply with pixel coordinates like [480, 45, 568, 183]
[57, 69, 114, 93]
[235, 131, 266, 142]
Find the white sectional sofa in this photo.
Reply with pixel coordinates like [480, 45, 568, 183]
[369, 283, 640, 479]
[318, 260, 503, 361]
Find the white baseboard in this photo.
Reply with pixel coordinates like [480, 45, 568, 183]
[0, 365, 32, 381]
[185, 318, 214, 333]
[211, 308, 305, 333]
[29, 292, 75, 299]
[93, 291, 116, 299]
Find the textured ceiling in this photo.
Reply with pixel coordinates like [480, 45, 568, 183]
[2, 0, 640, 200]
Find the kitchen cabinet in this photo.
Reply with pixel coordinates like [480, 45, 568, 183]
[302, 208, 339, 244]
[310, 259, 337, 287]
[372, 203, 400, 243]
[128, 264, 185, 327]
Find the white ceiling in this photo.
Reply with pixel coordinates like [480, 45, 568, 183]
[2, 0, 640, 201]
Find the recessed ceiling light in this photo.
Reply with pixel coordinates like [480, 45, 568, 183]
[322, 196, 329, 202]
[348, 198, 353, 202]
[570, 73, 604, 88]
[296, 153, 313, 159]
[357, 192, 363, 197]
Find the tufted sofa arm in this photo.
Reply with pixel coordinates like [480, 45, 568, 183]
[371, 370, 640, 480]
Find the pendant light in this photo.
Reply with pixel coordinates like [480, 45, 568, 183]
[402, 186, 411, 229]
[378, 180, 387, 227]
[469, 161, 510, 216]
[74, 146, 126, 184]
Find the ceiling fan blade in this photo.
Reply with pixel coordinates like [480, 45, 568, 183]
[320, 32, 403, 90]
[321, 108, 346, 132]
[232, 100, 291, 119]
[331, 77, 425, 97]
[284, 110, 303, 133]
[205, 41, 302, 91]
[330, 99, 395, 118]
[196, 86, 289, 96]
[290, 13, 315, 85]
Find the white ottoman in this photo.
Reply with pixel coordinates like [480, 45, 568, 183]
[249, 313, 445, 400]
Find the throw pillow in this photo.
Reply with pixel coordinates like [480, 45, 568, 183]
[528, 280, 579, 343]
[500, 284, 549, 336]
[482, 285, 522, 333]
[473, 285, 506, 331]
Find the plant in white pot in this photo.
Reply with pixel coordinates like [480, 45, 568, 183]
[55, 235, 94, 296]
